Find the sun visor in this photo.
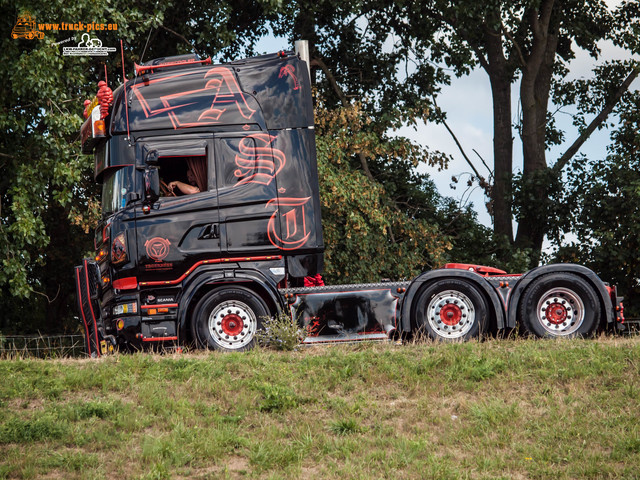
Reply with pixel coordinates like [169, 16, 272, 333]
[139, 140, 207, 163]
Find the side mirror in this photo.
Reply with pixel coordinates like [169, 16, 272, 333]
[144, 167, 160, 204]
[145, 149, 159, 166]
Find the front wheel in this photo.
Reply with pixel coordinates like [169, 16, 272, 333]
[412, 279, 489, 341]
[191, 287, 269, 352]
[519, 273, 600, 338]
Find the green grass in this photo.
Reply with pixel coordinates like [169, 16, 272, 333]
[0, 337, 639, 479]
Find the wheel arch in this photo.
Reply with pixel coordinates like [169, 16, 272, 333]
[400, 270, 505, 333]
[507, 263, 613, 329]
[178, 268, 284, 342]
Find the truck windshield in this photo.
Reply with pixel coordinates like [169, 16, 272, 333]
[102, 166, 135, 216]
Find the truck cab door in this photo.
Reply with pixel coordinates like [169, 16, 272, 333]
[134, 137, 220, 284]
[214, 134, 282, 257]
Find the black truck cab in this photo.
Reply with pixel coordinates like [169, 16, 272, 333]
[77, 52, 325, 353]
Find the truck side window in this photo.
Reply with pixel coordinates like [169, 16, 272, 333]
[157, 155, 208, 196]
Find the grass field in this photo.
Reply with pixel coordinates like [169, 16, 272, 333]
[1, 337, 639, 479]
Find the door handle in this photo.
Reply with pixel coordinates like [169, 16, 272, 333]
[198, 223, 220, 240]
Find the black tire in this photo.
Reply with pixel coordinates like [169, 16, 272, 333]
[412, 279, 489, 341]
[191, 286, 268, 352]
[519, 273, 600, 338]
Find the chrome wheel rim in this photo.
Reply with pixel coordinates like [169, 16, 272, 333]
[208, 300, 257, 349]
[536, 287, 584, 336]
[426, 290, 475, 339]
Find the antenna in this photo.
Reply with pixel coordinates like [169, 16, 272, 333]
[139, 26, 153, 67]
[120, 39, 131, 143]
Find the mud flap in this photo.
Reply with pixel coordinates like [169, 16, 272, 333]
[74, 259, 109, 357]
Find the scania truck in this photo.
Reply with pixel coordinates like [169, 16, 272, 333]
[75, 46, 624, 356]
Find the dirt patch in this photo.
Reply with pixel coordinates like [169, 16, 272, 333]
[175, 457, 250, 479]
[6, 397, 46, 411]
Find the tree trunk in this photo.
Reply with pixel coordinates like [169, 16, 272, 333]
[514, 1, 558, 261]
[479, 13, 516, 250]
[486, 61, 514, 246]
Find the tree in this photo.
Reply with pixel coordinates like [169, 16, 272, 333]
[376, 0, 638, 265]
[0, 1, 162, 332]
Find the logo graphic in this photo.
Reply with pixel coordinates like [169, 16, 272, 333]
[267, 197, 312, 250]
[11, 12, 43, 40]
[145, 237, 171, 262]
[278, 65, 300, 90]
[63, 33, 116, 56]
[234, 133, 286, 186]
[132, 66, 256, 130]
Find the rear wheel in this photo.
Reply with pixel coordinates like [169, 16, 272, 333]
[191, 287, 268, 352]
[412, 279, 488, 341]
[519, 273, 600, 338]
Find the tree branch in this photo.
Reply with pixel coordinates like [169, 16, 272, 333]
[312, 57, 348, 107]
[420, 6, 491, 72]
[530, 0, 555, 39]
[502, 22, 527, 68]
[33, 285, 60, 304]
[432, 98, 487, 190]
[159, 25, 201, 57]
[553, 66, 639, 174]
[472, 149, 493, 175]
[312, 57, 376, 182]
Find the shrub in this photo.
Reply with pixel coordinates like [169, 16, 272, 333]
[256, 311, 303, 351]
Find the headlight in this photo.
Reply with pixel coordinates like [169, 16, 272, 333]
[113, 302, 137, 315]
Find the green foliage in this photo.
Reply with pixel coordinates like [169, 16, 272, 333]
[0, 1, 161, 332]
[0, 415, 68, 444]
[256, 312, 303, 351]
[315, 97, 451, 283]
[364, 0, 638, 262]
[258, 383, 299, 412]
[329, 417, 362, 436]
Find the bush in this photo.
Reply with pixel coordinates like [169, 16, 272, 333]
[256, 312, 303, 351]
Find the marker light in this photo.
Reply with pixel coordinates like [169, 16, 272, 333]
[112, 277, 138, 290]
[93, 119, 106, 137]
[95, 248, 107, 262]
[90, 106, 104, 138]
